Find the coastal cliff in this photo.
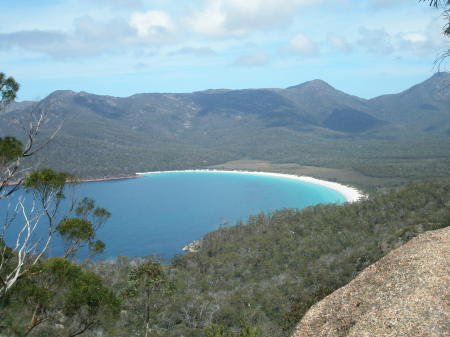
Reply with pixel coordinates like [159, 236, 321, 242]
[292, 226, 450, 337]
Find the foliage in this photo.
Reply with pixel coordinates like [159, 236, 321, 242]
[57, 218, 94, 241]
[0, 137, 23, 164]
[424, 0, 449, 8]
[24, 168, 71, 201]
[0, 72, 19, 104]
[122, 259, 175, 337]
[2, 73, 450, 192]
[0, 258, 120, 336]
[0, 74, 116, 337]
[57, 198, 110, 258]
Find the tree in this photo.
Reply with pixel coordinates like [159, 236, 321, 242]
[1, 258, 119, 336]
[424, 0, 449, 7]
[0, 73, 95, 296]
[0, 74, 115, 337]
[0, 73, 19, 111]
[0, 73, 61, 199]
[56, 197, 110, 258]
[123, 259, 175, 337]
[1, 167, 109, 296]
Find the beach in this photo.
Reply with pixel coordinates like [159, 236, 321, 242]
[136, 169, 364, 203]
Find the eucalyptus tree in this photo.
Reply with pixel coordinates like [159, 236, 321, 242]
[123, 259, 175, 337]
[0, 73, 117, 337]
[0, 73, 61, 198]
[0, 73, 63, 289]
[1, 257, 120, 336]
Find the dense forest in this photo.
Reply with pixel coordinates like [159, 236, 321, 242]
[1, 179, 449, 336]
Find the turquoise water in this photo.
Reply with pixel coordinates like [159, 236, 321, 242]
[2, 171, 345, 259]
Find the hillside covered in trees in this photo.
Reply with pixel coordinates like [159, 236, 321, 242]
[1, 73, 450, 190]
[2, 180, 447, 336]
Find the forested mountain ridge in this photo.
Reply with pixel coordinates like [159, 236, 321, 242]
[1, 73, 450, 181]
[8, 72, 450, 134]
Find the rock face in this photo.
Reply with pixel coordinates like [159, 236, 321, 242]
[292, 226, 450, 337]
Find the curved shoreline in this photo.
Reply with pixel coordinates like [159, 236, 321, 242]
[136, 169, 364, 203]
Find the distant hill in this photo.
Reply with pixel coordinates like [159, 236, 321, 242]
[1, 73, 450, 180]
[369, 72, 450, 134]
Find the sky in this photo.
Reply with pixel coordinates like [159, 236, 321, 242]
[0, 0, 448, 101]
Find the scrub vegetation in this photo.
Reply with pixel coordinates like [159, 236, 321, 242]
[78, 180, 448, 337]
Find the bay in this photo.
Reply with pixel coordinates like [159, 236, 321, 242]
[2, 171, 346, 260]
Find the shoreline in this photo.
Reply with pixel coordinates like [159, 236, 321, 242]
[75, 174, 140, 184]
[136, 169, 365, 203]
[4, 174, 139, 186]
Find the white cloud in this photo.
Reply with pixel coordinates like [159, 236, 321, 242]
[395, 28, 446, 57]
[0, 13, 178, 59]
[233, 52, 270, 66]
[168, 46, 217, 57]
[357, 27, 394, 54]
[357, 19, 447, 57]
[99, 0, 143, 9]
[130, 10, 175, 39]
[289, 33, 319, 57]
[188, 1, 230, 37]
[187, 0, 322, 38]
[327, 34, 352, 53]
[368, 0, 409, 7]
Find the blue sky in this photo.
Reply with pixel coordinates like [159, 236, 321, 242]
[0, 0, 447, 101]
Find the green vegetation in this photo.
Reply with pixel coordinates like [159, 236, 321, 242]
[1, 258, 119, 336]
[2, 73, 450, 193]
[6, 178, 446, 336]
[0, 73, 117, 336]
[0, 72, 19, 104]
[78, 180, 448, 337]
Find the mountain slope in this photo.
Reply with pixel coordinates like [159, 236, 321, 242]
[368, 72, 450, 133]
[1, 73, 450, 179]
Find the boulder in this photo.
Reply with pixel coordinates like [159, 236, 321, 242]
[292, 227, 450, 337]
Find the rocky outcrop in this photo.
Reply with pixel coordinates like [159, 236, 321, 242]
[292, 226, 450, 337]
[182, 239, 202, 253]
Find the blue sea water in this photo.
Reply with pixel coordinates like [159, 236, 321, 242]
[1, 171, 345, 260]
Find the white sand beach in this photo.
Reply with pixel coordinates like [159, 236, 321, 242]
[136, 169, 364, 203]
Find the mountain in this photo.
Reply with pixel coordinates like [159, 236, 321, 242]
[1, 73, 450, 179]
[292, 226, 450, 337]
[369, 72, 450, 133]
